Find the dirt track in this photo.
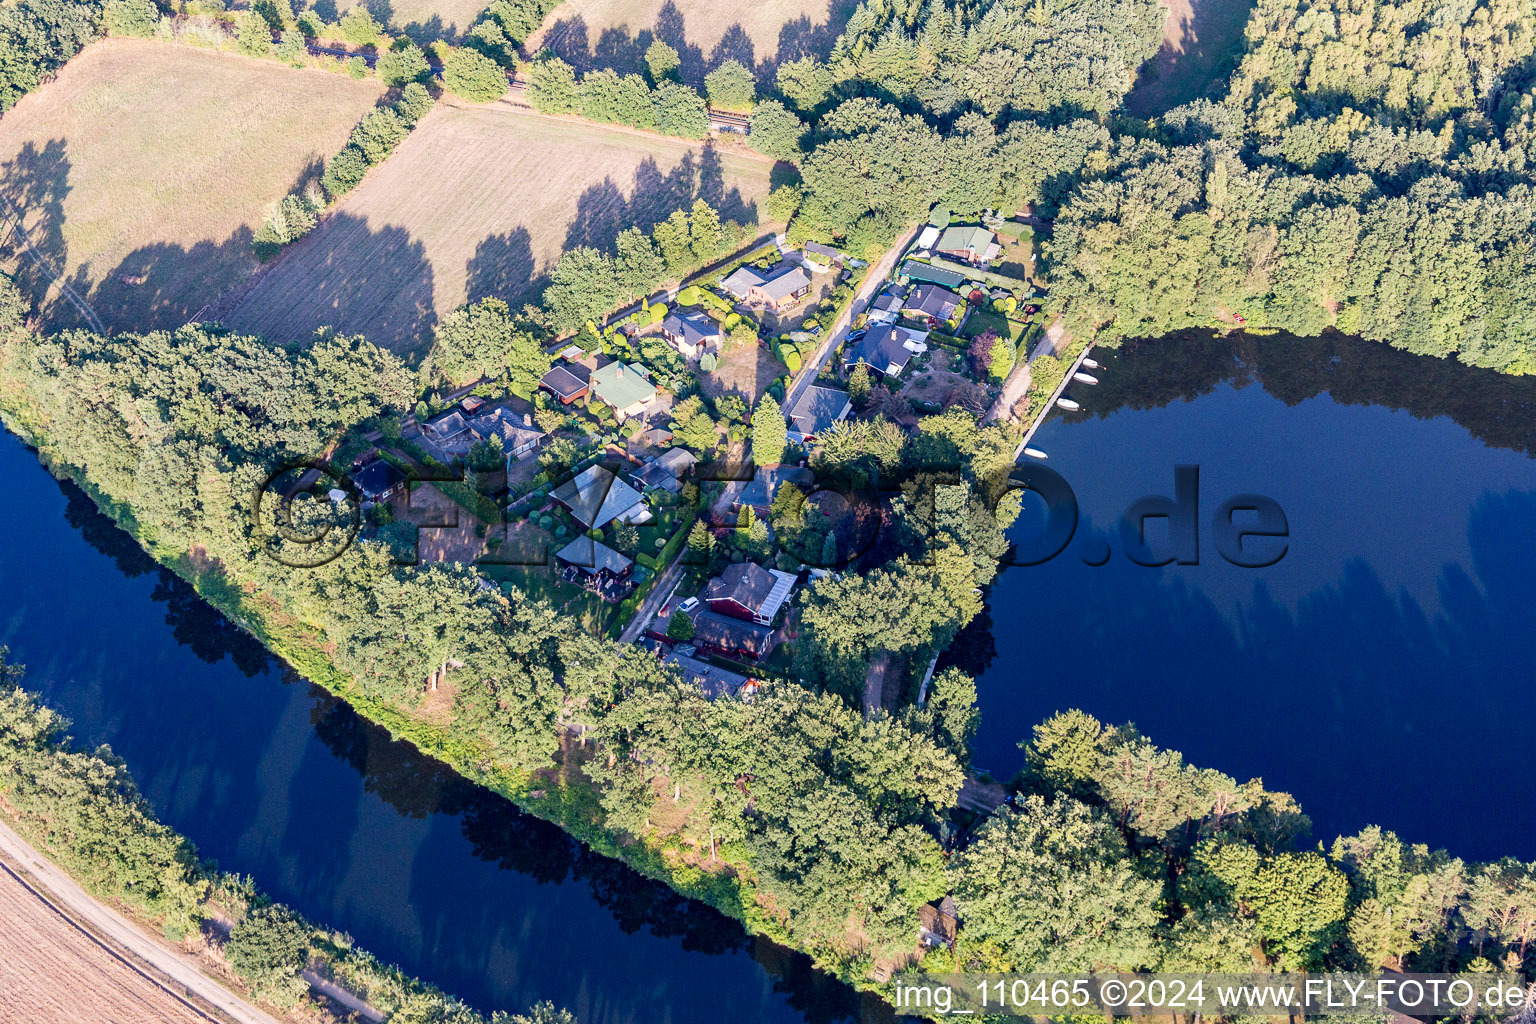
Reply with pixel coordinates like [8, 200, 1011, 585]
[0, 820, 280, 1024]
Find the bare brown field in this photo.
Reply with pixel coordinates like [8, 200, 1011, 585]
[1124, 0, 1254, 117]
[0, 865, 210, 1024]
[527, 0, 857, 85]
[225, 101, 777, 353]
[0, 39, 386, 334]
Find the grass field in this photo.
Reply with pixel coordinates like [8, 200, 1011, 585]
[326, 0, 492, 41]
[0, 39, 386, 334]
[526, 0, 858, 85]
[225, 101, 778, 353]
[1123, 0, 1254, 116]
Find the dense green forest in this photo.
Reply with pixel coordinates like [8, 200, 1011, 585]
[2, 312, 1534, 987]
[0, 653, 570, 1024]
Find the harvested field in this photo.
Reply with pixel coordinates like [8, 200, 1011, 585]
[0, 864, 210, 1024]
[1124, 0, 1254, 117]
[527, 0, 858, 85]
[225, 101, 777, 353]
[0, 39, 387, 333]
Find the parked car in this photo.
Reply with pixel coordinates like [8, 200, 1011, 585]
[678, 596, 700, 614]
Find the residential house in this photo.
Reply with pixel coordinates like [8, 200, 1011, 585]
[664, 647, 751, 700]
[632, 447, 699, 493]
[720, 263, 812, 312]
[660, 311, 722, 359]
[900, 259, 967, 290]
[801, 241, 842, 273]
[354, 459, 405, 503]
[554, 536, 634, 579]
[589, 361, 657, 421]
[550, 465, 649, 529]
[421, 406, 545, 467]
[704, 561, 797, 626]
[903, 283, 963, 323]
[785, 384, 851, 444]
[843, 323, 929, 378]
[419, 410, 473, 454]
[690, 610, 776, 661]
[935, 224, 1001, 265]
[918, 896, 959, 950]
[539, 364, 589, 405]
[867, 290, 903, 325]
[733, 465, 815, 515]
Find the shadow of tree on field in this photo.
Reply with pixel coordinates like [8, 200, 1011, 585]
[1123, 0, 1256, 118]
[464, 227, 536, 304]
[92, 229, 256, 331]
[0, 138, 74, 327]
[223, 212, 436, 354]
[529, 0, 857, 90]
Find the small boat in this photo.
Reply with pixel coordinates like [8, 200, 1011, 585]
[1073, 372, 1099, 385]
[1082, 358, 1100, 370]
[1055, 397, 1080, 411]
[1023, 447, 1048, 460]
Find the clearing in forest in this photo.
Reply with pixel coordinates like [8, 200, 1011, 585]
[1123, 0, 1255, 116]
[0, 38, 386, 334]
[225, 101, 777, 354]
[526, 0, 858, 85]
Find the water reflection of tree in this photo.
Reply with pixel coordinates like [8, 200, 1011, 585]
[1078, 331, 1536, 456]
[305, 690, 874, 1021]
[59, 476, 271, 677]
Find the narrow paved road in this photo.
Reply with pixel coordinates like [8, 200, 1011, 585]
[619, 558, 685, 643]
[783, 223, 921, 414]
[0, 819, 282, 1024]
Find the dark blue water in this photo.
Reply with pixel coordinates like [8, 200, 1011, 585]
[0, 429, 881, 1024]
[959, 332, 1536, 861]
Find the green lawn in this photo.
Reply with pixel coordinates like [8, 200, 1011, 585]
[961, 309, 1027, 343]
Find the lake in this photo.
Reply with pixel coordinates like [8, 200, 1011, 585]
[957, 331, 1536, 862]
[0, 429, 883, 1024]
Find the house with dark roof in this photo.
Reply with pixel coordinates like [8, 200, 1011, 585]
[935, 224, 1000, 265]
[420, 406, 545, 465]
[903, 283, 963, 323]
[786, 384, 851, 444]
[733, 465, 815, 515]
[690, 610, 776, 661]
[660, 311, 722, 359]
[867, 290, 903, 325]
[354, 459, 405, 503]
[550, 465, 648, 529]
[918, 896, 959, 950]
[539, 364, 589, 405]
[554, 536, 633, 578]
[589, 361, 657, 421]
[705, 561, 797, 625]
[900, 259, 967, 290]
[843, 323, 929, 378]
[664, 647, 751, 700]
[632, 446, 699, 493]
[801, 241, 842, 273]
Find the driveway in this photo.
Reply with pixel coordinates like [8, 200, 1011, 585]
[619, 557, 685, 643]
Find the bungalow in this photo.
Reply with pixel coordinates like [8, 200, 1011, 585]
[843, 323, 929, 378]
[354, 459, 406, 503]
[632, 446, 699, 493]
[801, 241, 842, 273]
[660, 311, 722, 359]
[539, 364, 589, 405]
[720, 263, 812, 312]
[419, 410, 473, 454]
[664, 647, 751, 700]
[420, 406, 545, 464]
[785, 384, 851, 444]
[935, 224, 1001, 265]
[899, 259, 967, 290]
[690, 610, 776, 661]
[903, 283, 963, 323]
[867, 290, 903, 325]
[589, 361, 657, 421]
[918, 896, 959, 950]
[704, 561, 797, 626]
[734, 465, 815, 515]
[554, 535, 633, 578]
[550, 465, 649, 529]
